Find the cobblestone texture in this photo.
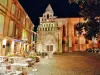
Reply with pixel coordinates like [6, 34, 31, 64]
[28, 52, 100, 75]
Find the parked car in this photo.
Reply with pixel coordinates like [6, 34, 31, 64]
[86, 48, 93, 52]
[86, 48, 100, 53]
[93, 48, 100, 53]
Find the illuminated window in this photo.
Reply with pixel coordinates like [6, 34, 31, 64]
[8, 20, 14, 37]
[11, 3, 16, 15]
[0, 0, 7, 7]
[0, 14, 5, 33]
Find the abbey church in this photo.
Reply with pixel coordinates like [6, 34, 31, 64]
[36, 4, 98, 53]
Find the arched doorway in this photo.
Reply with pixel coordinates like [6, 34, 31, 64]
[41, 34, 57, 53]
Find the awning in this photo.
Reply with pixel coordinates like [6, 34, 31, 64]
[13, 39, 25, 43]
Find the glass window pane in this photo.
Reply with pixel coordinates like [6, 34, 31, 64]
[8, 20, 13, 37]
[0, 14, 5, 33]
[12, 3, 16, 14]
[0, 0, 7, 7]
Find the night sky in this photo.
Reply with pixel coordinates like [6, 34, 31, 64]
[18, 0, 80, 31]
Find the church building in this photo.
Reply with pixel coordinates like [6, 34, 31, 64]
[36, 4, 98, 53]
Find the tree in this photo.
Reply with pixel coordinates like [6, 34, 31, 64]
[69, 0, 100, 40]
[75, 19, 100, 40]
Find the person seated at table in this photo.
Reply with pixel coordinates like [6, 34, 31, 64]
[4, 58, 11, 72]
[9, 58, 14, 64]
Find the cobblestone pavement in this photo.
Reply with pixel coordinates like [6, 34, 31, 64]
[28, 52, 100, 75]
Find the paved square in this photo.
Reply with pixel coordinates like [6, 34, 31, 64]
[28, 52, 100, 75]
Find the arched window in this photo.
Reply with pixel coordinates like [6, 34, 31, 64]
[52, 24, 54, 27]
[45, 28, 47, 31]
[44, 24, 45, 27]
[47, 14, 49, 19]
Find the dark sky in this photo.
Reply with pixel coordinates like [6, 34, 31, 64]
[18, 0, 80, 31]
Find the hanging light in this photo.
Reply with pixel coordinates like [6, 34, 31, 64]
[2, 39, 6, 45]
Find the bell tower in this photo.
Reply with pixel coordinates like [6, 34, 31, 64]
[40, 4, 56, 22]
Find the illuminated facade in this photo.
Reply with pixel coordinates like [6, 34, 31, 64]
[0, 0, 35, 56]
[37, 4, 62, 53]
[37, 4, 99, 53]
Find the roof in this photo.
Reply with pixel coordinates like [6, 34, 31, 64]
[45, 4, 54, 13]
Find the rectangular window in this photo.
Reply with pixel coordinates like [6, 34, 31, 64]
[50, 45, 53, 51]
[22, 29, 25, 40]
[8, 20, 14, 37]
[11, 3, 16, 15]
[0, 0, 7, 7]
[0, 14, 5, 33]
[13, 24, 16, 37]
[22, 29, 28, 41]
[26, 21, 29, 29]
[16, 27, 18, 38]
[18, 9, 20, 20]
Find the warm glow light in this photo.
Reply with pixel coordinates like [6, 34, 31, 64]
[20, 42, 21, 47]
[26, 39, 28, 41]
[12, 41, 15, 45]
[2, 39, 6, 45]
